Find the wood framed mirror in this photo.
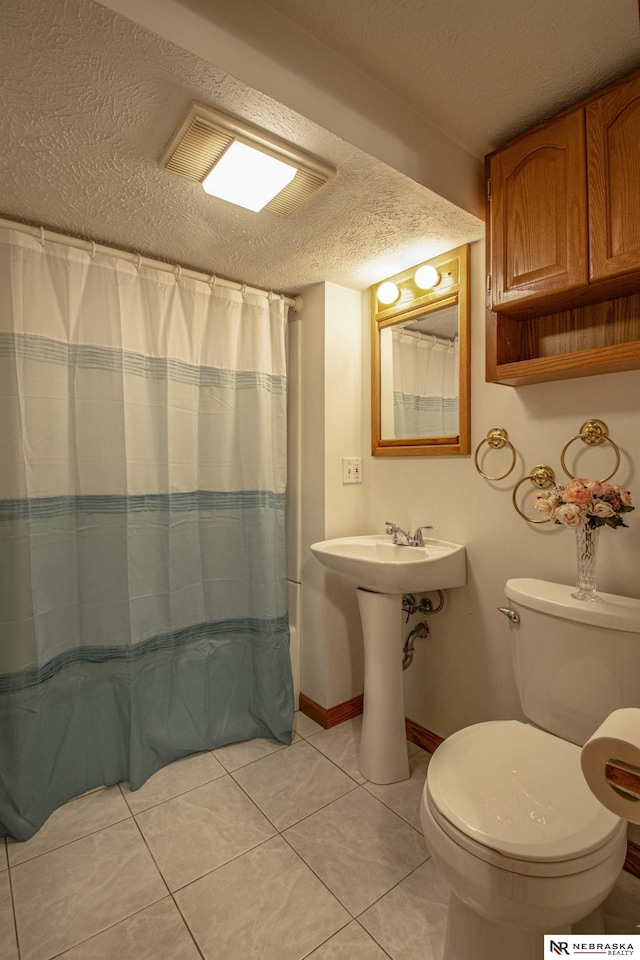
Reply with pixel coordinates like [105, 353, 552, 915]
[371, 244, 470, 456]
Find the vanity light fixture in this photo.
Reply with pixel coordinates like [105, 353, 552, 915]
[377, 281, 400, 305]
[414, 264, 440, 290]
[159, 102, 336, 216]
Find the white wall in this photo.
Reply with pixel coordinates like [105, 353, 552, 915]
[286, 311, 302, 701]
[300, 240, 640, 739]
[297, 282, 369, 709]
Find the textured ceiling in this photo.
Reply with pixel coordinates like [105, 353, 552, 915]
[1, 0, 638, 295]
[261, 0, 640, 159]
[0, 0, 483, 294]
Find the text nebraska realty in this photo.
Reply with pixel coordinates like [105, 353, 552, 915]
[553, 946, 635, 956]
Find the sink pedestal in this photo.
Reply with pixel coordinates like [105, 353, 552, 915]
[310, 534, 465, 785]
[357, 588, 410, 784]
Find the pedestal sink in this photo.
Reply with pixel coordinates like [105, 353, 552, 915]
[310, 535, 466, 784]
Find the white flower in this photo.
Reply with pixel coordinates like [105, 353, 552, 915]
[589, 500, 615, 518]
[533, 493, 555, 517]
[554, 502, 585, 528]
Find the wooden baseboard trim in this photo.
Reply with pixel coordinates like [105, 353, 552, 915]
[298, 694, 445, 748]
[298, 696, 640, 878]
[624, 840, 640, 879]
[405, 717, 444, 754]
[298, 693, 364, 729]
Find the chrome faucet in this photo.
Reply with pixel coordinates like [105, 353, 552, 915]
[385, 522, 412, 545]
[412, 525, 433, 545]
[385, 522, 433, 546]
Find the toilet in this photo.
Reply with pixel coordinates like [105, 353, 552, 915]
[420, 578, 640, 960]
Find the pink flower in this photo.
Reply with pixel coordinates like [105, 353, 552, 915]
[587, 481, 606, 497]
[554, 502, 586, 528]
[615, 486, 633, 507]
[561, 482, 592, 506]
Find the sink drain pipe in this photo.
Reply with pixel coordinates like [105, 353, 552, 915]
[402, 622, 430, 670]
[401, 591, 445, 669]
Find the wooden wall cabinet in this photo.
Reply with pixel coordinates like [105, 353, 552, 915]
[487, 70, 640, 386]
[490, 110, 588, 310]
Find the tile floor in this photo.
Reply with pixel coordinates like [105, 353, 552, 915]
[1, 713, 639, 960]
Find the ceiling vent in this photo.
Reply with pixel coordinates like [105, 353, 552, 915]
[159, 102, 336, 216]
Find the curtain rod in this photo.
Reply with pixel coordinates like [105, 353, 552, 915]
[396, 328, 456, 347]
[0, 217, 303, 313]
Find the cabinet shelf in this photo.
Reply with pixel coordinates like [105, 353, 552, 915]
[487, 292, 640, 386]
[486, 69, 640, 386]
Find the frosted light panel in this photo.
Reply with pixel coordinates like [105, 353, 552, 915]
[202, 141, 297, 211]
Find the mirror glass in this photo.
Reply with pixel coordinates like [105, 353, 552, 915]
[371, 244, 470, 456]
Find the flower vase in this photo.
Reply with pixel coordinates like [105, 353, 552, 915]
[572, 525, 601, 602]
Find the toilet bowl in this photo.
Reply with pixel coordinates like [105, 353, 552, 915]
[420, 721, 627, 960]
[419, 579, 640, 960]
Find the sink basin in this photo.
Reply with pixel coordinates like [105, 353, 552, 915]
[310, 534, 466, 594]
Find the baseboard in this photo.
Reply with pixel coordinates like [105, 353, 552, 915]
[624, 840, 640, 879]
[405, 717, 444, 753]
[298, 693, 640, 879]
[298, 693, 444, 748]
[298, 692, 364, 729]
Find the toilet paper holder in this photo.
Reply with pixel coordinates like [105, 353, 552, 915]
[605, 759, 640, 802]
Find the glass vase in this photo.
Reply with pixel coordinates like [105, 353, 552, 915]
[572, 525, 601, 602]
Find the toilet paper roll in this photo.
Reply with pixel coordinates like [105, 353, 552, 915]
[581, 708, 640, 823]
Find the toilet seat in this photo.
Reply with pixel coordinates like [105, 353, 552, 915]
[425, 789, 626, 878]
[427, 720, 624, 869]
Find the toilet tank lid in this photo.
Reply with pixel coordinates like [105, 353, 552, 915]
[505, 578, 640, 634]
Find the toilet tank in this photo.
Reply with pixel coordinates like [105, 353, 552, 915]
[504, 578, 640, 746]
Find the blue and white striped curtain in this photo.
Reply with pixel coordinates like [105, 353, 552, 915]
[0, 228, 293, 840]
[392, 330, 458, 438]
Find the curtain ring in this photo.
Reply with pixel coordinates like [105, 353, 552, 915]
[474, 427, 516, 481]
[241, 283, 247, 299]
[39, 226, 45, 248]
[560, 419, 620, 482]
[89, 241, 96, 259]
[135, 253, 142, 271]
[174, 265, 181, 283]
[268, 290, 274, 304]
[512, 465, 556, 523]
[209, 275, 217, 290]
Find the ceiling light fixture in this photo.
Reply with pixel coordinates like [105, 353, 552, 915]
[160, 102, 336, 216]
[202, 141, 296, 212]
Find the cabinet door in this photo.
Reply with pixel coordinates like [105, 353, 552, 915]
[587, 72, 640, 281]
[490, 110, 588, 309]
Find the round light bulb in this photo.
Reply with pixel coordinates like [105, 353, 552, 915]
[377, 281, 400, 305]
[414, 265, 440, 290]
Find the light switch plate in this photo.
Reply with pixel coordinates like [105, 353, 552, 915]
[342, 457, 362, 483]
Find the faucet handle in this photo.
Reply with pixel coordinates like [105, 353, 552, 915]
[413, 525, 433, 545]
[385, 522, 398, 535]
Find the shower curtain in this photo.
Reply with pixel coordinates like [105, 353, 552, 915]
[392, 329, 458, 438]
[0, 227, 293, 840]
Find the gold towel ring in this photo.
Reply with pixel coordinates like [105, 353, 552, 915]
[560, 419, 621, 483]
[512, 465, 556, 523]
[474, 427, 516, 481]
